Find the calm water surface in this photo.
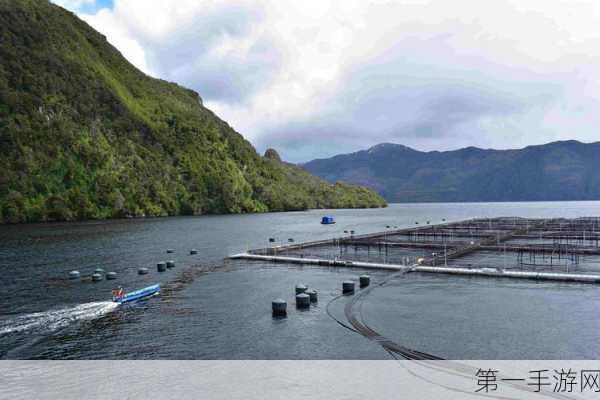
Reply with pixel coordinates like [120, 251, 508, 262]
[1, 202, 600, 359]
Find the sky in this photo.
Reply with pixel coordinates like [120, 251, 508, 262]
[53, 0, 600, 162]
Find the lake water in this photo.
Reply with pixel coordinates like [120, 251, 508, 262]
[2, 201, 600, 359]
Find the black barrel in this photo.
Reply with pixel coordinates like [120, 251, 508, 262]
[342, 280, 355, 294]
[359, 275, 370, 288]
[295, 284, 308, 295]
[305, 289, 318, 303]
[272, 299, 287, 317]
[296, 293, 310, 309]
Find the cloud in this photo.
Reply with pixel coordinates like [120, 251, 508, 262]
[66, 0, 600, 162]
[81, 0, 282, 102]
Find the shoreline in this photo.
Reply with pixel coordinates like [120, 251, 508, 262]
[0, 203, 388, 226]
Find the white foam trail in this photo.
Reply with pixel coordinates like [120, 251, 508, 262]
[0, 301, 119, 336]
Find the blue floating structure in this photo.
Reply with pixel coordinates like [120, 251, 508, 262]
[112, 284, 160, 304]
[321, 216, 335, 225]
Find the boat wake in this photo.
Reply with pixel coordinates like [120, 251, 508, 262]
[0, 301, 118, 336]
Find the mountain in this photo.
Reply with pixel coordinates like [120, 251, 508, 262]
[302, 140, 600, 202]
[0, 0, 385, 223]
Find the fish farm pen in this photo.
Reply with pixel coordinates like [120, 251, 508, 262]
[230, 217, 600, 283]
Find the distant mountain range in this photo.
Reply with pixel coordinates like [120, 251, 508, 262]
[302, 140, 600, 202]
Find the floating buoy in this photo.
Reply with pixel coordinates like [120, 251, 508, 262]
[68, 270, 80, 280]
[342, 280, 355, 294]
[157, 262, 167, 272]
[91, 273, 103, 282]
[106, 272, 117, 280]
[166, 260, 175, 269]
[296, 293, 310, 308]
[138, 267, 149, 275]
[190, 249, 198, 255]
[167, 249, 174, 254]
[295, 284, 308, 294]
[94, 268, 105, 275]
[359, 275, 370, 288]
[272, 299, 287, 317]
[305, 289, 318, 302]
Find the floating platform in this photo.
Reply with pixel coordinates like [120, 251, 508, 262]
[229, 253, 407, 271]
[414, 266, 600, 283]
[230, 216, 600, 284]
[229, 253, 600, 284]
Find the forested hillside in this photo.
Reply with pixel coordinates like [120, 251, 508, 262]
[0, 0, 385, 223]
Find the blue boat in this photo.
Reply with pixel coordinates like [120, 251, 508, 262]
[112, 284, 160, 304]
[321, 216, 335, 225]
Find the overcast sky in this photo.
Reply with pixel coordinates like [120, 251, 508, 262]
[54, 0, 600, 162]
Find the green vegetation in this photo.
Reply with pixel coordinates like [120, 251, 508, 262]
[0, 0, 385, 223]
[261, 149, 386, 211]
